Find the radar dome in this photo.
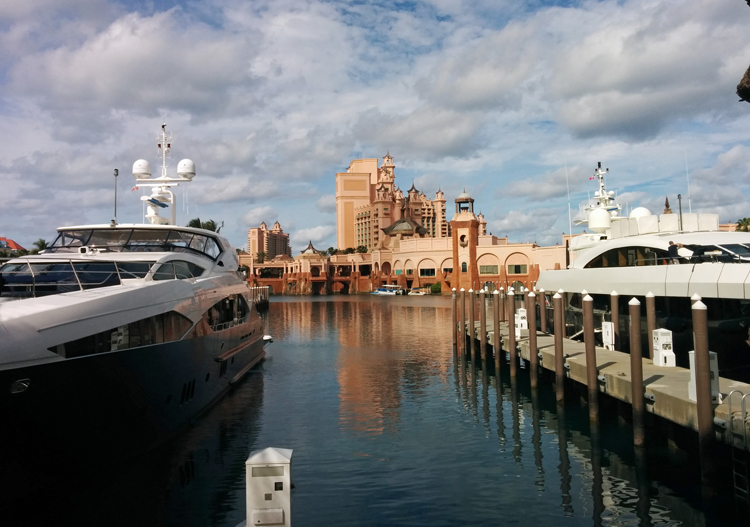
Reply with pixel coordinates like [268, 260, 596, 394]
[588, 207, 611, 233]
[132, 159, 151, 179]
[177, 159, 196, 180]
[629, 207, 652, 219]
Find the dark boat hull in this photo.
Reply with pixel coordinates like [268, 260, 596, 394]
[0, 326, 265, 498]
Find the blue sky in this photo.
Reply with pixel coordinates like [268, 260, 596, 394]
[0, 0, 748, 252]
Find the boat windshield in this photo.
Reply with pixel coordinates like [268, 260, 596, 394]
[0, 259, 204, 299]
[682, 244, 750, 263]
[47, 228, 222, 260]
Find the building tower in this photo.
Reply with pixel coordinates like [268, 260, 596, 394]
[450, 189, 480, 290]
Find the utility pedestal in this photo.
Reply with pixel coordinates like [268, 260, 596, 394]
[241, 447, 293, 527]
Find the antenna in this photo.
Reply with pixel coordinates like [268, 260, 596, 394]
[684, 149, 692, 213]
[112, 168, 119, 226]
[565, 159, 572, 237]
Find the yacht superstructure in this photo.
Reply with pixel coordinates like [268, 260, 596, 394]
[536, 163, 750, 382]
[0, 126, 267, 492]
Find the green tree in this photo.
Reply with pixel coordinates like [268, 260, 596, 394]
[32, 238, 49, 252]
[343, 247, 355, 255]
[187, 218, 223, 233]
[430, 283, 442, 294]
[256, 251, 266, 263]
[737, 218, 750, 232]
[356, 245, 368, 253]
[326, 247, 338, 256]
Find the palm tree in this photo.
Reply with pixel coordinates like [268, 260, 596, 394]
[256, 251, 266, 263]
[737, 218, 750, 232]
[187, 218, 224, 233]
[32, 238, 49, 253]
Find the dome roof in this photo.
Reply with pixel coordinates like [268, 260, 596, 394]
[456, 188, 473, 201]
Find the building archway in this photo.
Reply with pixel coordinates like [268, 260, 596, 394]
[382, 261, 392, 275]
[310, 266, 321, 277]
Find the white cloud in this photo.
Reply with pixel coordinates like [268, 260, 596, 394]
[316, 194, 336, 214]
[242, 206, 277, 226]
[290, 225, 335, 247]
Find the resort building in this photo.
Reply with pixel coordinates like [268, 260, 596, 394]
[335, 155, 449, 251]
[246, 154, 567, 294]
[247, 221, 292, 262]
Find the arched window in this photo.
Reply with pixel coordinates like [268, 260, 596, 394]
[461, 262, 467, 272]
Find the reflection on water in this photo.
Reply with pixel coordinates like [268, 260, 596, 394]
[4, 296, 748, 526]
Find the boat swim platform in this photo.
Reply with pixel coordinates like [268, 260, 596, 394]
[471, 321, 750, 449]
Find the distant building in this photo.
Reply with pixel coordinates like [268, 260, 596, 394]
[0, 237, 24, 252]
[247, 221, 292, 262]
[335, 155, 449, 251]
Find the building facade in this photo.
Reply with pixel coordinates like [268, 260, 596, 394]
[336, 155, 449, 251]
[247, 221, 292, 262]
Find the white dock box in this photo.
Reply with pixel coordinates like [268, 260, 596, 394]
[245, 447, 293, 526]
[602, 321, 614, 350]
[688, 351, 721, 404]
[652, 329, 675, 367]
[515, 308, 528, 338]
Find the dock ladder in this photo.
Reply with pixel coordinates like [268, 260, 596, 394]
[727, 390, 750, 512]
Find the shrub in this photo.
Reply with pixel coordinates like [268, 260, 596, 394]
[430, 283, 442, 294]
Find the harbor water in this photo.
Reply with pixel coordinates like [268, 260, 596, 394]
[2, 296, 746, 526]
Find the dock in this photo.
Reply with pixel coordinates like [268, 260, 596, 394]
[478, 321, 750, 441]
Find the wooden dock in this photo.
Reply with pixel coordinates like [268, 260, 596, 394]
[472, 321, 750, 442]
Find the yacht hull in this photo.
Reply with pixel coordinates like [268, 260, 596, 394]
[0, 327, 265, 497]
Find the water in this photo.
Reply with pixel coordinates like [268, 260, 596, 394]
[2, 296, 747, 526]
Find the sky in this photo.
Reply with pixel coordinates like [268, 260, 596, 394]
[1, 0, 749, 253]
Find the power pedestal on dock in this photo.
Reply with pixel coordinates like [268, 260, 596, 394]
[239, 447, 293, 527]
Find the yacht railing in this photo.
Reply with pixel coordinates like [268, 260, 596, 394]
[0, 260, 158, 299]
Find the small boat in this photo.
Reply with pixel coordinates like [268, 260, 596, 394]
[408, 288, 426, 296]
[371, 284, 406, 295]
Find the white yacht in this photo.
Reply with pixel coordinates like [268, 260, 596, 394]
[0, 125, 268, 487]
[536, 163, 750, 382]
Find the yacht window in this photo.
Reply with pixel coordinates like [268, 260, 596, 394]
[51, 230, 92, 248]
[87, 230, 132, 247]
[152, 260, 204, 281]
[189, 295, 250, 337]
[72, 262, 119, 289]
[719, 244, 750, 258]
[126, 229, 170, 250]
[189, 235, 207, 253]
[48, 311, 193, 358]
[204, 238, 221, 258]
[117, 262, 154, 279]
[166, 230, 194, 250]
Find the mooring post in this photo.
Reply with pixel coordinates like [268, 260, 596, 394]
[499, 287, 505, 323]
[610, 291, 619, 351]
[583, 294, 599, 422]
[452, 288, 457, 349]
[691, 293, 701, 306]
[508, 289, 517, 377]
[469, 289, 476, 360]
[479, 289, 487, 360]
[629, 297, 645, 447]
[527, 291, 538, 389]
[459, 288, 466, 357]
[538, 288, 547, 334]
[646, 292, 656, 360]
[554, 292, 564, 403]
[692, 300, 717, 486]
[493, 290, 501, 372]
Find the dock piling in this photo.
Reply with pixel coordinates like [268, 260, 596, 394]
[646, 292, 656, 360]
[629, 297, 645, 447]
[451, 288, 457, 349]
[527, 291, 538, 389]
[693, 300, 717, 486]
[459, 289, 466, 357]
[554, 292, 564, 403]
[583, 294, 599, 422]
[469, 289, 476, 361]
[610, 291, 619, 351]
[479, 289, 487, 360]
[493, 290, 501, 372]
[500, 287, 505, 323]
[538, 288, 546, 334]
[508, 289, 517, 377]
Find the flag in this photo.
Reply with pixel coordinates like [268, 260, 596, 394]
[589, 176, 595, 180]
[131, 186, 139, 191]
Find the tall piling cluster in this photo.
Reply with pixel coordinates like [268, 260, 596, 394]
[452, 286, 721, 489]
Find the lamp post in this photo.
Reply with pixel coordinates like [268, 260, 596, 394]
[677, 194, 683, 232]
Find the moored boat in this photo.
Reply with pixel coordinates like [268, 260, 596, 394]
[0, 125, 269, 495]
[536, 163, 750, 382]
